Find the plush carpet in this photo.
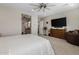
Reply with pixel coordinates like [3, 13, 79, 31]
[40, 35, 79, 55]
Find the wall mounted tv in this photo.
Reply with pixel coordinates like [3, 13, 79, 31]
[51, 17, 66, 27]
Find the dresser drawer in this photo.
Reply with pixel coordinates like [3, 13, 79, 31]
[50, 29, 66, 39]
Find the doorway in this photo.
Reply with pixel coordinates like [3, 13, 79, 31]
[22, 14, 31, 34]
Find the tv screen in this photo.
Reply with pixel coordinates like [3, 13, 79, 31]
[51, 17, 66, 27]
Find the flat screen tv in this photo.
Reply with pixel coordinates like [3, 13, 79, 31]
[51, 17, 66, 27]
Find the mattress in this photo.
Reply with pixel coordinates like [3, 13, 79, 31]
[0, 34, 54, 55]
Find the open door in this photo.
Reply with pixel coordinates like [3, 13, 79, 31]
[22, 14, 31, 34]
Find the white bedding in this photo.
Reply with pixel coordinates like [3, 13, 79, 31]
[0, 34, 54, 55]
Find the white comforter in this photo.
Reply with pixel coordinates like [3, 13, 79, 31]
[0, 34, 54, 55]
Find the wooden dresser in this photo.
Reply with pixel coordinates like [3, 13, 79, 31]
[49, 29, 66, 39]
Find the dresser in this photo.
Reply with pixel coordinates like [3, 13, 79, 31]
[49, 29, 66, 39]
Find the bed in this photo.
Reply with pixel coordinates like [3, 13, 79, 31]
[0, 34, 54, 55]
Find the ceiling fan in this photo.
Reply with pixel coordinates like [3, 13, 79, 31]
[30, 3, 56, 12]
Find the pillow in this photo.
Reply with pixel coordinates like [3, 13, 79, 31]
[72, 30, 78, 35]
[75, 30, 79, 33]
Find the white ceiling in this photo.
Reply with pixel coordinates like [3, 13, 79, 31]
[0, 3, 79, 18]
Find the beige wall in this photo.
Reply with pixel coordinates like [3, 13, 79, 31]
[1, 5, 79, 36]
[66, 9, 79, 31]
[43, 8, 79, 35]
[0, 5, 39, 36]
[0, 6, 21, 36]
